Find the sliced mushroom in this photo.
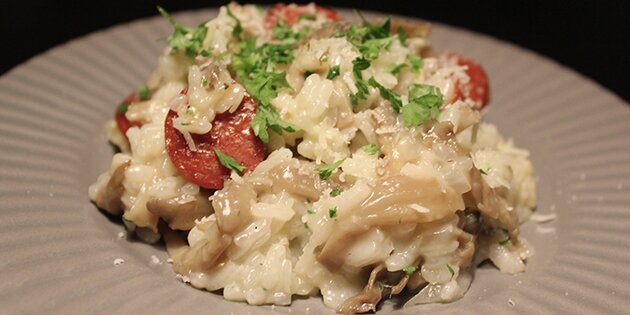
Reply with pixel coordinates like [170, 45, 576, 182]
[146, 190, 213, 231]
[337, 265, 410, 314]
[337, 265, 385, 314]
[317, 175, 464, 271]
[94, 161, 129, 215]
[465, 168, 520, 241]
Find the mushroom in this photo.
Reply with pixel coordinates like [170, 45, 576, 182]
[94, 161, 129, 215]
[146, 190, 213, 231]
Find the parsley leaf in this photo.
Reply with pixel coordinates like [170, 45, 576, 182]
[226, 7, 243, 39]
[213, 147, 245, 175]
[315, 159, 344, 180]
[350, 57, 371, 105]
[158, 6, 208, 58]
[299, 13, 317, 21]
[386, 63, 407, 76]
[359, 37, 393, 61]
[368, 77, 402, 112]
[116, 102, 129, 114]
[480, 168, 489, 175]
[307, 208, 316, 215]
[499, 238, 510, 246]
[402, 265, 417, 275]
[138, 85, 150, 100]
[401, 84, 443, 127]
[244, 71, 289, 107]
[272, 19, 311, 43]
[328, 207, 338, 218]
[250, 105, 297, 144]
[361, 144, 379, 155]
[397, 26, 409, 46]
[326, 65, 340, 80]
[330, 187, 342, 197]
[446, 264, 455, 279]
[407, 54, 423, 73]
[272, 19, 294, 40]
[231, 38, 299, 143]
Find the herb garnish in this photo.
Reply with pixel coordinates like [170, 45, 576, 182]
[401, 84, 443, 127]
[158, 6, 208, 58]
[315, 159, 344, 180]
[213, 147, 245, 175]
[138, 85, 150, 100]
[328, 207, 338, 218]
[361, 144, 379, 155]
[402, 265, 417, 275]
[326, 65, 341, 80]
[446, 264, 455, 279]
[226, 7, 243, 39]
[116, 102, 129, 114]
[330, 187, 342, 197]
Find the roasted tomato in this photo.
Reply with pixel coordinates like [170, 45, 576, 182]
[448, 53, 490, 109]
[115, 92, 143, 138]
[265, 3, 341, 29]
[164, 91, 266, 190]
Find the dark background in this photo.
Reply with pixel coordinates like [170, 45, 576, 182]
[1, 0, 628, 102]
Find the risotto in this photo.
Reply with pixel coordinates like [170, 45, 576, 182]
[89, 3, 536, 313]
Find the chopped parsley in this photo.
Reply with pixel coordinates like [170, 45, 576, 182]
[446, 264, 455, 279]
[359, 37, 393, 61]
[326, 65, 340, 80]
[402, 265, 417, 275]
[304, 70, 315, 78]
[250, 105, 297, 144]
[407, 54, 423, 73]
[201, 79, 209, 87]
[158, 6, 208, 58]
[303, 222, 309, 229]
[334, 15, 396, 105]
[386, 63, 407, 76]
[315, 159, 344, 180]
[307, 208, 316, 215]
[401, 84, 443, 127]
[361, 144, 379, 155]
[226, 7, 243, 39]
[330, 187, 342, 197]
[480, 168, 489, 175]
[272, 19, 293, 40]
[499, 238, 510, 246]
[397, 26, 409, 46]
[328, 207, 338, 218]
[230, 37, 300, 143]
[199, 50, 228, 59]
[138, 85, 150, 100]
[368, 77, 402, 112]
[299, 13, 317, 21]
[272, 19, 311, 43]
[213, 147, 245, 175]
[116, 102, 129, 114]
[350, 57, 371, 105]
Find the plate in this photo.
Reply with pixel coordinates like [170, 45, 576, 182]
[1, 8, 629, 314]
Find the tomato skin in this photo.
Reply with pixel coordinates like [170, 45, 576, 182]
[164, 92, 266, 190]
[449, 53, 490, 109]
[115, 92, 143, 138]
[264, 3, 341, 29]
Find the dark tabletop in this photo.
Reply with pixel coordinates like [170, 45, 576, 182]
[1, 0, 627, 102]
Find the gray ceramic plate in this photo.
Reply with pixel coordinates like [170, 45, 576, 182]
[1, 8, 629, 315]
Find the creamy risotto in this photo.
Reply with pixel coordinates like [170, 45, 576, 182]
[89, 3, 536, 313]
